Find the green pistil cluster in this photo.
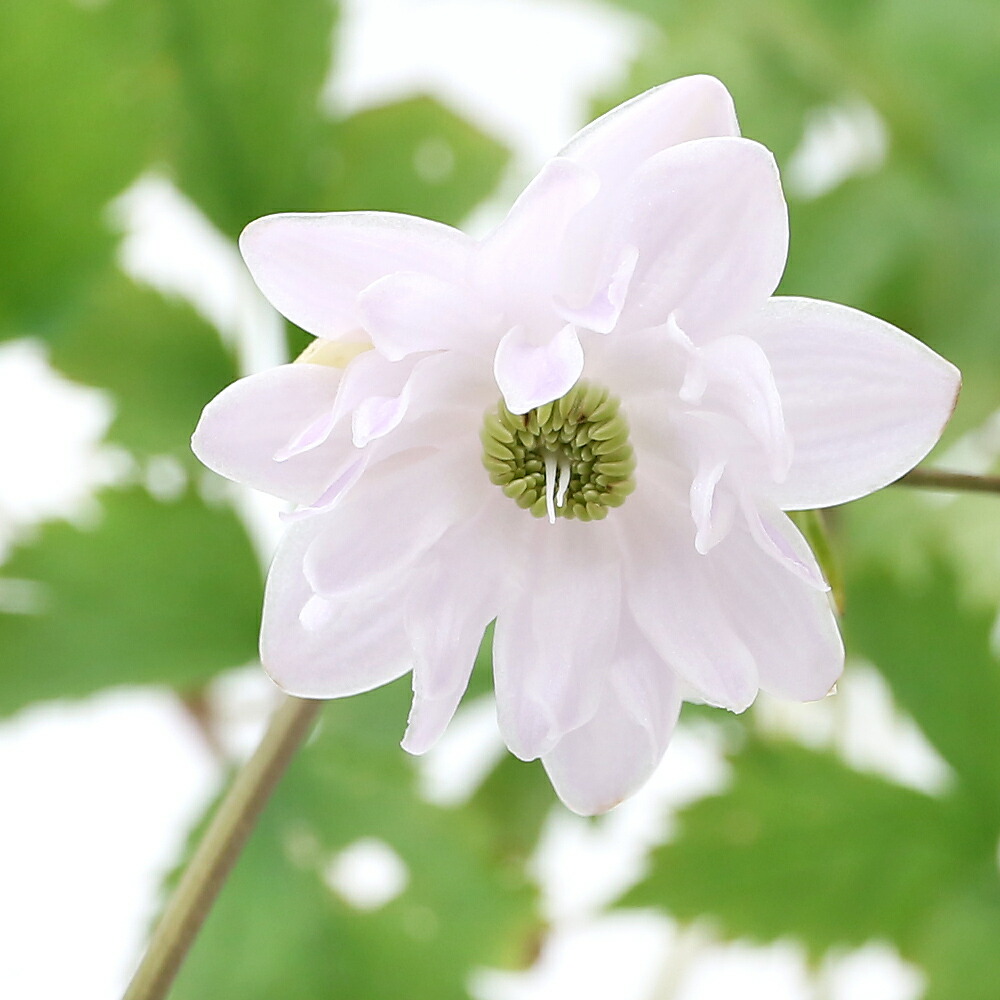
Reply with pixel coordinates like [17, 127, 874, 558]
[481, 380, 636, 521]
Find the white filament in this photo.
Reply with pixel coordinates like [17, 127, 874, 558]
[544, 451, 558, 524]
[556, 454, 571, 508]
[543, 451, 573, 524]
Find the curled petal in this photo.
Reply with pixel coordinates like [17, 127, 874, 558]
[476, 157, 600, 319]
[704, 517, 844, 702]
[616, 137, 788, 337]
[240, 211, 473, 339]
[280, 455, 368, 524]
[696, 334, 792, 482]
[358, 270, 498, 361]
[192, 363, 345, 505]
[690, 457, 735, 554]
[494, 323, 584, 415]
[741, 500, 829, 591]
[737, 297, 962, 509]
[542, 618, 681, 816]
[401, 510, 508, 754]
[304, 448, 487, 598]
[621, 488, 759, 711]
[555, 244, 639, 335]
[260, 521, 413, 698]
[329, 350, 419, 443]
[352, 389, 411, 449]
[561, 75, 740, 178]
[493, 522, 621, 760]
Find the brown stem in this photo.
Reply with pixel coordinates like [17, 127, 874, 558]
[894, 468, 1000, 495]
[122, 695, 322, 1000]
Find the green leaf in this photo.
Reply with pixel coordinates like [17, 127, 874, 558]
[327, 96, 510, 226]
[918, 882, 1000, 1000]
[468, 756, 555, 868]
[842, 557, 1000, 824]
[623, 741, 980, 957]
[0, 0, 155, 329]
[159, 0, 341, 236]
[48, 275, 238, 460]
[171, 683, 542, 1000]
[0, 487, 262, 716]
[1, 0, 508, 337]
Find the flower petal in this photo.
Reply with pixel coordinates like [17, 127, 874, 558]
[693, 333, 792, 482]
[494, 323, 584, 415]
[560, 75, 740, 179]
[401, 510, 508, 755]
[493, 521, 621, 760]
[616, 137, 788, 337]
[704, 515, 843, 701]
[329, 349, 419, 440]
[476, 157, 600, 321]
[740, 499, 828, 591]
[555, 244, 639, 335]
[621, 487, 759, 711]
[739, 297, 962, 509]
[542, 619, 681, 815]
[554, 78, 739, 330]
[240, 212, 473, 339]
[358, 270, 499, 361]
[260, 521, 413, 698]
[192, 363, 345, 504]
[304, 447, 486, 598]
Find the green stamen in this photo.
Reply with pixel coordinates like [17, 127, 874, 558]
[480, 380, 636, 522]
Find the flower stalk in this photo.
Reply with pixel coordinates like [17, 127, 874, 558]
[894, 468, 1000, 494]
[122, 695, 322, 1000]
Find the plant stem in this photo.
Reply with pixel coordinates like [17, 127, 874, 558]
[123, 695, 323, 1000]
[894, 468, 1000, 495]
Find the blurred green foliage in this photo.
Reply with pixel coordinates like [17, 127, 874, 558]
[0, 487, 262, 715]
[3, 0, 1000, 995]
[172, 683, 542, 1000]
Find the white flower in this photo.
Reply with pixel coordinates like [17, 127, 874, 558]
[193, 76, 960, 815]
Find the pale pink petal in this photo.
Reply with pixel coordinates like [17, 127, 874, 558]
[621, 490, 759, 711]
[542, 616, 681, 816]
[352, 390, 411, 448]
[690, 456, 734, 554]
[493, 522, 621, 760]
[555, 244, 639, 334]
[279, 455, 368, 522]
[358, 270, 498, 361]
[329, 349, 418, 434]
[584, 323, 687, 403]
[616, 137, 788, 337]
[542, 693, 663, 816]
[555, 78, 739, 327]
[560, 75, 740, 179]
[401, 509, 509, 754]
[740, 499, 828, 591]
[260, 521, 413, 698]
[192, 364, 346, 504]
[494, 323, 584, 415]
[695, 334, 792, 482]
[240, 212, 473, 339]
[476, 158, 599, 319]
[304, 448, 487, 598]
[704, 516, 844, 701]
[542, 618, 681, 815]
[737, 297, 962, 509]
[273, 406, 340, 462]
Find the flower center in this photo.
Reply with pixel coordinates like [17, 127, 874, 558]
[480, 380, 636, 522]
